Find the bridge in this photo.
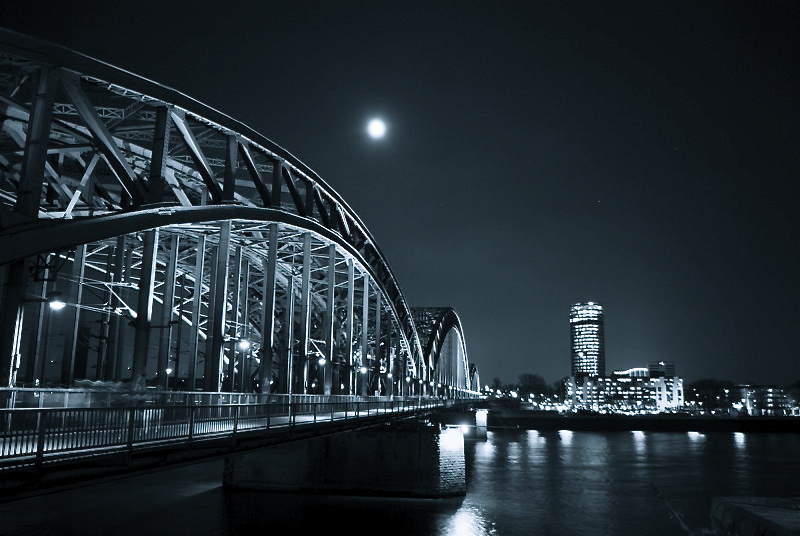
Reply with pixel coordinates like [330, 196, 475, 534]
[0, 29, 482, 497]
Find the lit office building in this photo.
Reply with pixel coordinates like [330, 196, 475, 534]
[733, 385, 788, 416]
[564, 369, 684, 413]
[570, 302, 605, 377]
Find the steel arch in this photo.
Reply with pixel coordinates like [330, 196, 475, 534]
[0, 29, 478, 397]
[412, 307, 474, 398]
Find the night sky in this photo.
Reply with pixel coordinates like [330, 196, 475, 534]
[2, 0, 798, 387]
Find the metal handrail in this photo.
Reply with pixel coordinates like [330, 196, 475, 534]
[0, 388, 440, 409]
[0, 397, 445, 470]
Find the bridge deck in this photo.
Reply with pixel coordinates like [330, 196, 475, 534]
[1, 394, 456, 498]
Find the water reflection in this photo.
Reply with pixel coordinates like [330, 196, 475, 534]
[222, 489, 466, 535]
[731, 431, 751, 489]
[442, 502, 496, 536]
[1, 430, 798, 536]
[687, 431, 705, 441]
[526, 429, 541, 443]
[632, 430, 646, 457]
[463, 430, 798, 536]
[475, 437, 496, 457]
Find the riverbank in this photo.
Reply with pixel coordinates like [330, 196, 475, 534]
[486, 410, 800, 433]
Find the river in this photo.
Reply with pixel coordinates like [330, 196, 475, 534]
[1, 429, 798, 536]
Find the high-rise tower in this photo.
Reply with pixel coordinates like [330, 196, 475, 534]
[570, 302, 605, 377]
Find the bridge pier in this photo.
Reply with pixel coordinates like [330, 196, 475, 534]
[426, 406, 488, 441]
[223, 422, 466, 498]
[475, 408, 488, 440]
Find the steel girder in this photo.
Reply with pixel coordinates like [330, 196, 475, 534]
[0, 29, 441, 394]
[412, 307, 475, 398]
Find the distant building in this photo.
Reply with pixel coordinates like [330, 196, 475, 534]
[564, 370, 684, 413]
[615, 367, 649, 378]
[570, 302, 605, 377]
[733, 385, 788, 416]
[648, 360, 676, 378]
[785, 384, 800, 416]
[564, 303, 684, 413]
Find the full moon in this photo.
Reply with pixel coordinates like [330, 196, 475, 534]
[367, 118, 386, 139]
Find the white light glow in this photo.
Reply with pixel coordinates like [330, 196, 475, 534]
[49, 299, 66, 311]
[440, 427, 464, 451]
[632, 430, 646, 455]
[446, 503, 486, 536]
[687, 431, 704, 441]
[367, 118, 386, 139]
[475, 409, 488, 428]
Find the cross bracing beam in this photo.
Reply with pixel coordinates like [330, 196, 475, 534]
[0, 29, 479, 397]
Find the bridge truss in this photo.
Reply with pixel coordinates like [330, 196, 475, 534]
[0, 30, 479, 400]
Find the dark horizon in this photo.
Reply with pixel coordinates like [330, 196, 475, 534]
[1, 0, 797, 388]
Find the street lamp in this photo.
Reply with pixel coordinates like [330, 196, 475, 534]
[48, 293, 66, 310]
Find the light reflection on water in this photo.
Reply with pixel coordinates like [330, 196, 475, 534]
[632, 430, 646, 457]
[1, 429, 797, 536]
[446, 429, 798, 536]
[687, 430, 705, 441]
[440, 502, 497, 536]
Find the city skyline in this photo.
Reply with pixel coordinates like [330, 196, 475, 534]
[1, 0, 797, 387]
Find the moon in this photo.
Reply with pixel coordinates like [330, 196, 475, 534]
[367, 118, 386, 139]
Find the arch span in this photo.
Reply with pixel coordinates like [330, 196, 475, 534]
[412, 307, 477, 399]
[0, 30, 479, 399]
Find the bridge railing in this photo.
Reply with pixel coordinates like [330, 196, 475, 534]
[1, 387, 277, 409]
[0, 395, 444, 470]
[0, 387, 482, 409]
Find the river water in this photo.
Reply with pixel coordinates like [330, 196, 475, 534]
[1, 429, 798, 536]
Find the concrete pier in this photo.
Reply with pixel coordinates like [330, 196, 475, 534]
[223, 422, 466, 498]
[711, 497, 800, 536]
[475, 408, 488, 440]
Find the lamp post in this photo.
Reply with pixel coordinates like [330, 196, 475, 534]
[21, 291, 67, 388]
[316, 355, 326, 396]
[359, 366, 367, 397]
